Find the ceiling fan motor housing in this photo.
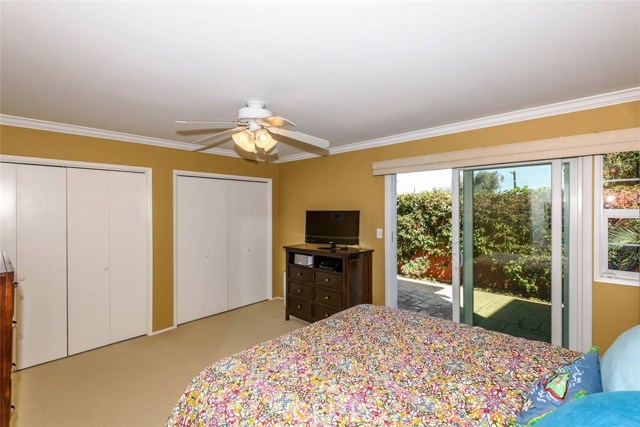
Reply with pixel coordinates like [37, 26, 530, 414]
[238, 99, 272, 124]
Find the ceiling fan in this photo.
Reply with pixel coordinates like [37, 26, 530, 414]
[176, 99, 330, 155]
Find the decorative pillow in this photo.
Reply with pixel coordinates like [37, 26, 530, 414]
[534, 391, 640, 427]
[515, 347, 602, 426]
[601, 324, 640, 392]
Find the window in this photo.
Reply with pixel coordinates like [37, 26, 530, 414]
[595, 151, 640, 285]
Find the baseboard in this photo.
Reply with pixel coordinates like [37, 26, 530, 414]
[149, 325, 177, 336]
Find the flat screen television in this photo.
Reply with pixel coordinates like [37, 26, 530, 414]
[305, 210, 360, 249]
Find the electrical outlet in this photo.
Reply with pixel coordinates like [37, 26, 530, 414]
[376, 228, 383, 239]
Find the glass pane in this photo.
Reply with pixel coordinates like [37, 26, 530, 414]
[463, 164, 552, 343]
[602, 151, 640, 210]
[607, 218, 640, 273]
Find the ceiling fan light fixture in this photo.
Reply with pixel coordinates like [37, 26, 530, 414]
[232, 130, 256, 153]
[254, 129, 273, 149]
[263, 137, 278, 152]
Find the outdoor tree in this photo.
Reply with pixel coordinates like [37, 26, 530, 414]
[473, 171, 503, 193]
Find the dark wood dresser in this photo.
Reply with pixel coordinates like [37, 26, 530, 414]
[284, 244, 373, 322]
[1, 252, 15, 427]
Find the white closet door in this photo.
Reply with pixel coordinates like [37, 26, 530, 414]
[202, 179, 228, 317]
[177, 176, 208, 323]
[109, 171, 147, 342]
[176, 176, 228, 324]
[227, 180, 269, 310]
[1, 163, 18, 367]
[67, 169, 110, 355]
[16, 165, 68, 368]
[0, 163, 17, 264]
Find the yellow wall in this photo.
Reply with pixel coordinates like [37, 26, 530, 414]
[277, 101, 640, 351]
[0, 126, 279, 331]
[593, 282, 640, 351]
[1, 100, 639, 349]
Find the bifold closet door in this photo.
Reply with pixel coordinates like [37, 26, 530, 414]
[227, 180, 269, 310]
[176, 176, 228, 324]
[0, 163, 17, 266]
[109, 171, 147, 343]
[68, 169, 148, 355]
[0, 164, 18, 366]
[67, 169, 111, 355]
[15, 165, 68, 368]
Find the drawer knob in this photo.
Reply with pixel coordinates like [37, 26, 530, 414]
[296, 289, 302, 293]
[324, 278, 330, 282]
[296, 305, 302, 309]
[324, 313, 329, 318]
[297, 273, 303, 276]
[324, 296, 330, 300]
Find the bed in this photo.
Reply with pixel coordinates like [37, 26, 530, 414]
[166, 304, 579, 426]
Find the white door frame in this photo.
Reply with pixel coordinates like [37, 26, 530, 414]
[384, 175, 397, 308]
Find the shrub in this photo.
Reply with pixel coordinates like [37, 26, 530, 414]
[397, 186, 554, 300]
[397, 189, 452, 270]
[400, 256, 430, 279]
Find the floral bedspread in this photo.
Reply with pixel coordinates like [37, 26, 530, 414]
[166, 304, 578, 427]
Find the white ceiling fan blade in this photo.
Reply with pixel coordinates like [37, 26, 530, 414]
[257, 116, 295, 128]
[268, 127, 329, 149]
[192, 126, 244, 151]
[176, 120, 237, 128]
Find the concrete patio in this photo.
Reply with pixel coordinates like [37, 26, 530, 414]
[397, 277, 551, 342]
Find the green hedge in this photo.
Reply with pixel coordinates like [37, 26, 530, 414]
[397, 187, 552, 300]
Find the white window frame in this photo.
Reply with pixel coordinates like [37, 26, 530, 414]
[593, 154, 640, 287]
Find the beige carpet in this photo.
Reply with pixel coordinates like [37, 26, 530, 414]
[10, 299, 307, 427]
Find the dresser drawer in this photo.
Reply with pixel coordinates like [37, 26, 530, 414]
[287, 297, 312, 321]
[314, 270, 342, 290]
[288, 282, 312, 301]
[315, 304, 340, 321]
[289, 265, 313, 284]
[315, 288, 343, 310]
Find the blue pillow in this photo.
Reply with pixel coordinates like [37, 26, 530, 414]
[535, 391, 640, 427]
[601, 324, 640, 392]
[516, 347, 602, 426]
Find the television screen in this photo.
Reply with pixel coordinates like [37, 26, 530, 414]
[305, 210, 360, 245]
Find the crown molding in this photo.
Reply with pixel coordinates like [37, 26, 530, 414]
[312, 87, 640, 160]
[2, 87, 639, 164]
[0, 114, 242, 159]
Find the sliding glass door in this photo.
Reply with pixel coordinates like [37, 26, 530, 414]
[452, 160, 577, 346]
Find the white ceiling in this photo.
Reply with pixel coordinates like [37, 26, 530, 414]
[1, 1, 639, 161]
